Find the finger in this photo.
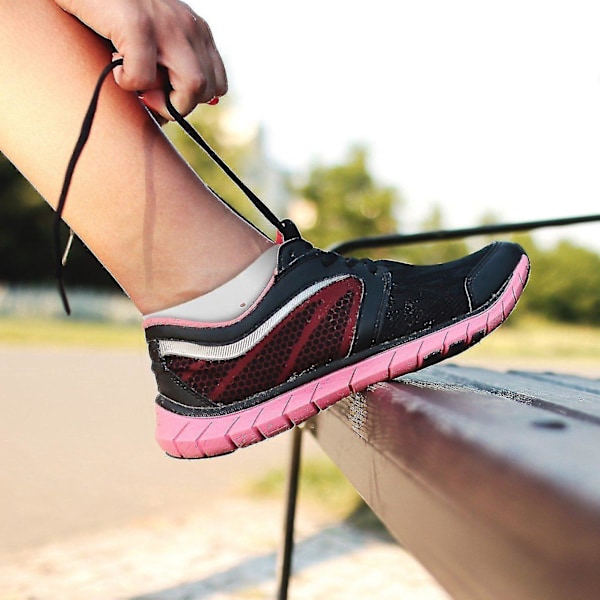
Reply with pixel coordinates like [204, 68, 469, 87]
[202, 43, 228, 99]
[137, 90, 169, 126]
[111, 51, 125, 84]
[164, 49, 217, 117]
[112, 26, 158, 92]
[192, 17, 228, 98]
[139, 88, 170, 120]
[139, 73, 212, 121]
[137, 66, 171, 119]
[168, 74, 215, 117]
[164, 15, 227, 112]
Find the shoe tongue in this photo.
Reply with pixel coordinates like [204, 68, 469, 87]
[277, 237, 314, 271]
[279, 219, 302, 241]
[275, 218, 301, 246]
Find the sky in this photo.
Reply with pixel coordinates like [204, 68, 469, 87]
[192, 1, 600, 251]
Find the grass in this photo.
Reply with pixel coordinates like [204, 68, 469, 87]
[0, 316, 144, 349]
[244, 452, 392, 535]
[447, 315, 600, 374]
[0, 314, 597, 360]
[245, 453, 362, 520]
[469, 316, 600, 359]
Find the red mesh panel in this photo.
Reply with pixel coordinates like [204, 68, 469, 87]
[165, 277, 363, 405]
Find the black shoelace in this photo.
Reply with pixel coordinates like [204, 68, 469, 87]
[55, 58, 300, 314]
[317, 249, 380, 275]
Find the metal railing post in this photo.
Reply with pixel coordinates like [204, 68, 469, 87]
[276, 426, 304, 600]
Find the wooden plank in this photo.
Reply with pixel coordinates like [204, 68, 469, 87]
[311, 365, 600, 600]
[404, 365, 600, 422]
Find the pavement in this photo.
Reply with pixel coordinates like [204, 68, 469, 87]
[0, 496, 450, 600]
[0, 346, 450, 599]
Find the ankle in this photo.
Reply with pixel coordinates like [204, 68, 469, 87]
[135, 239, 276, 315]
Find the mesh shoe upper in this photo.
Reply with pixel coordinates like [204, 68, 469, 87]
[379, 242, 525, 342]
[162, 276, 363, 405]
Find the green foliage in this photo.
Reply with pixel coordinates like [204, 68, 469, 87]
[458, 228, 600, 326]
[1, 98, 599, 325]
[0, 156, 52, 281]
[165, 98, 278, 236]
[0, 99, 264, 291]
[0, 316, 143, 348]
[524, 240, 600, 324]
[290, 146, 401, 252]
[165, 101, 247, 196]
[246, 454, 361, 519]
[245, 450, 390, 533]
[390, 206, 470, 265]
[456, 314, 600, 362]
[0, 154, 120, 290]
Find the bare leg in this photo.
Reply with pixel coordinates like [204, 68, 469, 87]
[0, 0, 273, 314]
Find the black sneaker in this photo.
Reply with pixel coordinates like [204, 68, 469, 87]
[144, 233, 529, 458]
[56, 60, 530, 459]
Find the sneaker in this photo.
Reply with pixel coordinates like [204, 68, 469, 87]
[56, 60, 530, 460]
[144, 231, 529, 458]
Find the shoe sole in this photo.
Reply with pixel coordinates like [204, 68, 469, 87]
[155, 255, 529, 459]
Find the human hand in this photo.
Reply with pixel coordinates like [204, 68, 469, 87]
[54, 0, 228, 119]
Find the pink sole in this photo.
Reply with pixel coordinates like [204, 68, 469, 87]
[156, 255, 529, 459]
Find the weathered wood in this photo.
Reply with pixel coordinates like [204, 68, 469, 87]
[312, 365, 600, 600]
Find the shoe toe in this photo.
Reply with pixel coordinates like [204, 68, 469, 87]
[466, 242, 526, 309]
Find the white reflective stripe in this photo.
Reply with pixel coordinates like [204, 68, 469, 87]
[158, 275, 348, 361]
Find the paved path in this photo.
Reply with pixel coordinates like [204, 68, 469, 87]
[0, 346, 327, 553]
[0, 346, 450, 599]
[0, 496, 450, 600]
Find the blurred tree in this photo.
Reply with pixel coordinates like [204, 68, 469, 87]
[0, 99, 264, 290]
[1, 108, 599, 326]
[0, 152, 122, 291]
[525, 240, 600, 324]
[392, 206, 470, 265]
[0, 154, 52, 281]
[290, 145, 401, 252]
[165, 98, 283, 237]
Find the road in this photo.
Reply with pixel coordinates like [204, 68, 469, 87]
[0, 346, 306, 554]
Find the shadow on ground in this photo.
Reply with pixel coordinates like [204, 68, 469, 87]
[131, 518, 395, 600]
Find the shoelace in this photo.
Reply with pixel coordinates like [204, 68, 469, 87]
[55, 59, 300, 314]
[317, 250, 380, 275]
